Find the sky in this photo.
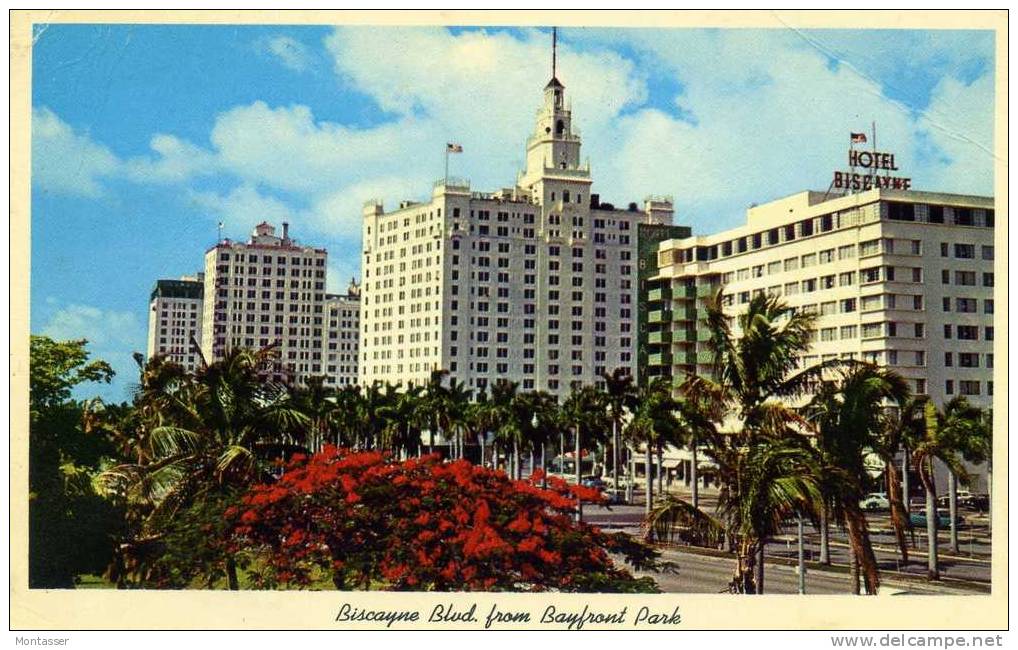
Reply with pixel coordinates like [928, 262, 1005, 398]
[29, 23, 996, 402]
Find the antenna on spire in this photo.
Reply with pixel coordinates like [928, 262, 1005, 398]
[552, 27, 557, 78]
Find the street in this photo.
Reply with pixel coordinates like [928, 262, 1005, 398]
[583, 487, 992, 592]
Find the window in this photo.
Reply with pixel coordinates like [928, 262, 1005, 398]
[945, 380, 954, 395]
[954, 244, 975, 259]
[944, 352, 953, 367]
[957, 325, 978, 340]
[859, 239, 880, 256]
[943, 297, 952, 312]
[820, 302, 836, 316]
[838, 245, 855, 260]
[959, 380, 980, 396]
[943, 324, 952, 339]
[801, 253, 816, 267]
[941, 269, 950, 285]
[784, 257, 799, 272]
[941, 242, 949, 257]
[841, 299, 857, 313]
[840, 325, 857, 339]
[928, 205, 944, 223]
[957, 298, 977, 313]
[819, 249, 835, 264]
[984, 299, 994, 314]
[955, 271, 976, 286]
[959, 353, 979, 368]
[982, 245, 994, 260]
[983, 272, 994, 287]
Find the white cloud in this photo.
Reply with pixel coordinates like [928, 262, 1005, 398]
[187, 184, 296, 229]
[32, 107, 120, 197]
[41, 303, 149, 401]
[41, 303, 143, 351]
[264, 35, 312, 72]
[123, 133, 221, 184]
[33, 27, 995, 242]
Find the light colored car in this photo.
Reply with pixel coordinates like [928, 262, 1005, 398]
[859, 492, 890, 511]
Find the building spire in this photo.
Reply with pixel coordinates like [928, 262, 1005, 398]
[552, 26, 557, 79]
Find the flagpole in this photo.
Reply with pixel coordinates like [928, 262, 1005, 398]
[872, 120, 877, 190]
[445, 145, 449, 186]
[849, 133, 855, 196]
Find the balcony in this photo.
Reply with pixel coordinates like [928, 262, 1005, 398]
[647, 330, 672, 345]
[647, 287, 672, 302]
[696, 350, 715, 365]
[697, 284, 719, 298]
[648, 310, 672, 324]
[648, 352, 673, 366]
[677, 351, 697, 366]
[672, 328, 695, 343]
[673, 306, 697, 321]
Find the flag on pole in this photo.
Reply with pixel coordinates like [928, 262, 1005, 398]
[850, 132, 867, 143]
[447, 143, 463, 153]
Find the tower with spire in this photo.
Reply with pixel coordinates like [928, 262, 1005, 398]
[518, 27, 591, 205]
[359, 26, 679, 399]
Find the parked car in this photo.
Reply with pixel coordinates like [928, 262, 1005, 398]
[968, 494, 990, 512]
[603, 488, 625, 505]
[581, 476, 607, 490]
[910, 510, 965, 528]
[859, 492, 890, 511]
[937, 490, 974, 508]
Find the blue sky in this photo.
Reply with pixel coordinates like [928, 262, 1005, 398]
[30, 23, 996, 402]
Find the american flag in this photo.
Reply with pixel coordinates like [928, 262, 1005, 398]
[850, 132, 867, 143]
[447, 143, 463, 153]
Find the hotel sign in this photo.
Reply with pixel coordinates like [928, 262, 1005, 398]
[833, 149, 911, 191]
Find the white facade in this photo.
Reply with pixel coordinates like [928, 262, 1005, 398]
[201, 222, 329, 386]
[360, 74, 674, 398]
[647, 188, 995, 491]
[324, 280, 361, 388]
[146, 274, 204, 373]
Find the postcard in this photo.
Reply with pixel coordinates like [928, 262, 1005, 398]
[9, 9, 1008, 634]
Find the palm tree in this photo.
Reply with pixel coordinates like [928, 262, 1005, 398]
[99, 346, 309, 589]
[442, 378, 472, 460]
[377, 384, 426, 459]
[645, 289, 832, 594]
[913, 397, 991, 580]
[805, 363, 909, 594]
[561, 385, 607, 520]
[487, 379, 523, 476]
[287, 376, 338, 454]
[873, 395, 927, 565]
[518, 390, 559, 482]
[601, 368, 637, 492]
[625, 378, 681, 514]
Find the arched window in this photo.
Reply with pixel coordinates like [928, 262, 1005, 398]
[556, 119, 565, 135]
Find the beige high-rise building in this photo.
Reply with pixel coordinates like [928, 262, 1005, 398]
[324, 279, 361, 388]
[201, 221, 328, 385]
[146, 274, 204, 373]
[360, 70, 674, 397]
[645, 188, 995, 491]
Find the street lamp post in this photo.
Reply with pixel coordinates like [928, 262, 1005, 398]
[797, 515, 806, 594]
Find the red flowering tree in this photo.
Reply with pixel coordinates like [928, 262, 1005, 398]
[229, 447, 660, 592]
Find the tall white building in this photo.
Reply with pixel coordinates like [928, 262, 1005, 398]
[201, 221, 328, 385]
[146, 274, 204, 373]
[646, 188, 995, 491]
[360, 68, 675, 397]
[324, 279, 361, 388]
